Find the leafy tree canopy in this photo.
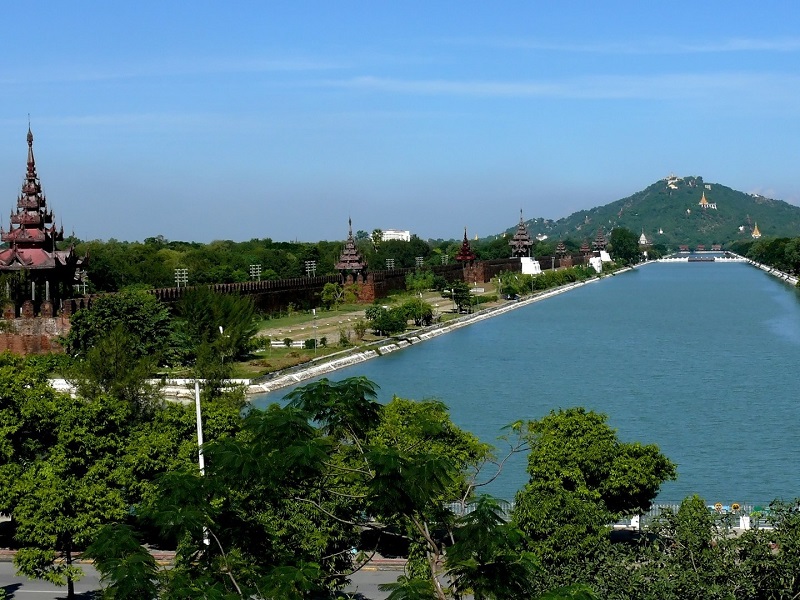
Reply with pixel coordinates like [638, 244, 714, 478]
[62, 288, 172, 361]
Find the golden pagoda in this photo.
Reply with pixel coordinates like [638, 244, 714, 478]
[751, 222, 762, 239]
[698, 191, 717, 209]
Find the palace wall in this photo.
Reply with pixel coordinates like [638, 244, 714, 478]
[16, 256, 584, 356]
[0, 315, 69, 354]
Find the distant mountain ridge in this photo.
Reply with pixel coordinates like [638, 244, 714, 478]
[505, 176, 800, 248]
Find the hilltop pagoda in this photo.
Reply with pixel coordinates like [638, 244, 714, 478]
[335, 218, 366, 279]
[751, 222, 762, 239]
[508, 210, 533, 257]
[455, 227, 476, 263]
[698, 191, 717, 210]
[0, 127, 83, 317]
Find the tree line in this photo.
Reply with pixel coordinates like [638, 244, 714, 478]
[70, 233, 607, 294]
[729, 236, 800, 275]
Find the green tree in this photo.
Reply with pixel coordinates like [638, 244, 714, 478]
[68, 325, 161, 409]
[450, 280, 474, 313]
[174, 286, 258, 363]
[365, 305, 408, 336]
[401, 297, 434, 327]
[513, 408, 676, 591]
[320, 282, 344, 310]
[62, 287, 173, 361]
[92, 378, 496, 600]
[609, 227, 641, 265]
[406, 270, 434, 296]
[372, 229, 383, 249]
[445, 495, 539, 600]
[9, 393, 131, 599]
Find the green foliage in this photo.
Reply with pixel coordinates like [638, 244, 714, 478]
[365, 305, 408, 336]
[0, 351, 244, 599]
[400, 297, 434, 326]
[367, 236, 433, 270]
[83, 524, 159, 600]
[320, 282, 343, 310]
[353, 318, 368, 340]
[450, 280, 474, 313]
[174, 286, 258, 363]
[513, 408, 676, 590]
[379, 575, 439, 599]
[76, 236, 345, 292]
[284, 376, 381, 441]
[62, 288, 172, 361]
[529, 265, 597, 292]
[406, 270, 434, 295]
[609, 227, 641, 265]
[445, 495, 539, 600]
[94, 377, 495, 599]
[68, 325, 161, 409]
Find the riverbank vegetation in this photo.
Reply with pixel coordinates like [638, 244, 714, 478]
[729, 236, 800, 277]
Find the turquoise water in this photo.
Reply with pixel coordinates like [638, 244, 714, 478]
[253, 263, 800, 505]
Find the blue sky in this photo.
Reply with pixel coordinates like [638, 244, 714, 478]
[1, 1, 799, 243]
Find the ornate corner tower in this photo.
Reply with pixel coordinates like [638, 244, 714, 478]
[0, 127, 85, 317]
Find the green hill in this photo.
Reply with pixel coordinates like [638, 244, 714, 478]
[504, 176, 800, 249]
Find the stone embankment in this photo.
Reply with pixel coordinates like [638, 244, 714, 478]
[744, 257, 799, 286]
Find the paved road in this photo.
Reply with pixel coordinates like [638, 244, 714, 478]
[0, 562, 100, 598]
[0, 562, 398, 599]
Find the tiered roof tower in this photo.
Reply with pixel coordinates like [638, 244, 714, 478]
[592, 228, 607, 252]
[335, 218, 366, 273]
[508, 210, 533, 257]
[455, 228, 476, 263]
[0, 127, 84, 316]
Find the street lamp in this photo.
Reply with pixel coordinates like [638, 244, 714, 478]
[312, 308, 317, 356]
[194, 381, 205, 476]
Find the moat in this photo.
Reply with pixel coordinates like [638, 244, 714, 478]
[254, 262, 800, 505]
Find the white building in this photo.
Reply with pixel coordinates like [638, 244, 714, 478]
[381, 229, 411, 242]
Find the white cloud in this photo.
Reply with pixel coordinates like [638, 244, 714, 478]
[329, 72, 800, 101]
[449, 36, 800, 55]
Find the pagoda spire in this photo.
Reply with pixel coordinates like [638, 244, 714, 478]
[592, 228, 607, 252]
[335, 218, 366, 273]
[455, 227, 476, 263]
[0, 125, 86, 319]
[509, 209, 533, 257]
